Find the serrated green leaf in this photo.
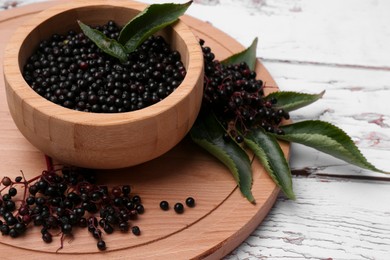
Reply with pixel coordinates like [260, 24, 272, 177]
[276, 120, 388, 173]
[221, 37, 258, 70]
[245, 128, 295, 199]
[190, 113, 255, 203]
[266, 91, 325, 112]
[118, 1, 192, 53]
[78, 21, 127, 63]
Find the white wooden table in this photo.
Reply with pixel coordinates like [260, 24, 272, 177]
[2, 0, 390, 259]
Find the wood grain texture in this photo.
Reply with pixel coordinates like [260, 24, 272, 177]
[0, 2, 287, 259]
[3, 0, 204, 169]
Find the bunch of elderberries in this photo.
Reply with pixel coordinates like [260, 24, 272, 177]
[0, 164, 143, 251]
[199, 39, 290, 142]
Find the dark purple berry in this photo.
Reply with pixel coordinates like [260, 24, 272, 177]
[119, 222, 129, 232]
[0, 224, 10, 235]
[8, 187, 17, 197]
[9, 228, 19, 238]
[122, 185, 131, 195]
[185, 197, 196, 208]
[61, 223, 72, 234]
[235, 135, 244, 143]
[159, 201, 169, 211]
[136, 204, 144, 214]
[42, 232, 53, 243]
[132, 195, 141, 204]
[174, 203, 184, 214]
[131, 226, 141, 236]
[97, 240, 106, 250]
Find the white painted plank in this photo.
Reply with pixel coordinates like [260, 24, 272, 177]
[263, 61, 390, 177]
[226, 177, 390, 260]
[139, 0, 390, 68]
[8, 0, 390, 67]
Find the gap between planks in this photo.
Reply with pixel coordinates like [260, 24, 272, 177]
[262, 58, 390, 72]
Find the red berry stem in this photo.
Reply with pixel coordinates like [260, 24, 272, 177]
[45, 155, 54, 172]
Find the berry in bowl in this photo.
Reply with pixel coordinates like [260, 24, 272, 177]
[3, 0, 203, 169]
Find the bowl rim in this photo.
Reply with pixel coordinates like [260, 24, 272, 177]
[3, 0, 203, 127]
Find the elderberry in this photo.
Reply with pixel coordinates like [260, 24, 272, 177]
[132, 195, 141, 204]
[97, 239, 106, 250]
[42, 232, 53, 243]
[0, 224, 10, 235]
[159, 200, 169, 211]
[185, 197, 196, 208]
[131, 226, 141, 236]
[136, 204, 145, 214]
[174, 203, 184, 214]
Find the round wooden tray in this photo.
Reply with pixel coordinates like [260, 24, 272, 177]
[0, 2, 287, 259]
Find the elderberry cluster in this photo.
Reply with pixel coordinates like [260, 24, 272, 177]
[0, 167, 144, 251]
[199, 39, 290, 140]
[22, 20, 186, 113]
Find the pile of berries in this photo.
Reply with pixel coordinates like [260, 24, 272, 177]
[0, 165, 144, 251]
[22, 21, 186, 113]
[199, 39, 290, 141]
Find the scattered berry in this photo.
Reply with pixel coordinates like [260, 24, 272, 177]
[97, 239, 106, 251]
[132, 226, 141, 236]
[185, 197, 196, 208]
[174, 203, 184, 214]
[159, 200, 169, 211]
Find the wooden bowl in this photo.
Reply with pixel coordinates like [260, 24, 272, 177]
[3, 0, 204, 169]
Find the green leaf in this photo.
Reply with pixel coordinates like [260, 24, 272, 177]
[277, 120, 388, 173]
[245, 128, 295, 199]
[266, 91, 325, 112]
[118, 1, 192, 53]
[78, 21, 127, 63]
[221, 37, 258, 70]
[190, 113, 255, 203]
